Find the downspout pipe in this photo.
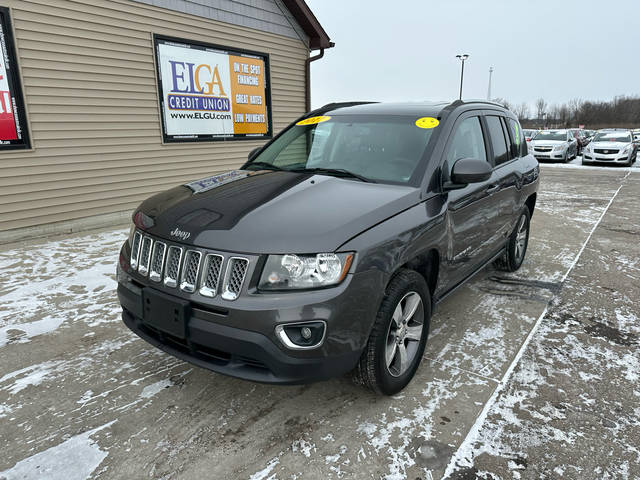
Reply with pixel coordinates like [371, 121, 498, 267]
[305, 42, 334, 112]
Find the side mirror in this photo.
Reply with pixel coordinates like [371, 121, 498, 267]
[248, 146, 262, 161]
[445, 158, 492, 190]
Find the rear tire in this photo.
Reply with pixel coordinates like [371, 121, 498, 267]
[494, 208, 530, 272]
[352, 269, 431, 395]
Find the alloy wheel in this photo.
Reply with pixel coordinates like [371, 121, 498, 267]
[385, 291, 424, 377]
[514, 214, 527, 261]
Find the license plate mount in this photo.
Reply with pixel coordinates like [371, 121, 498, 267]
[142, 288, 190, 339]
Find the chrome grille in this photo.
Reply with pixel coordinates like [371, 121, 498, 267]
[199, 254, 224, 297]
[130, 232, 142, 269]
[222, 257, 249, 301]
[129, 230, 250, 300]
[138, 236, 153, 276]
[164, 246, 183, 288]
[149, 242, 166, 282]
[180, 250, 202, 293]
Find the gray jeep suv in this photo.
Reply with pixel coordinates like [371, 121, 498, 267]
[117, 100, 539, 395]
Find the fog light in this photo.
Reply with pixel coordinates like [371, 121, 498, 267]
[275, 321, 326, 350]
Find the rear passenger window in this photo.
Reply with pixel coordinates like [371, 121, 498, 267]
[445, 116, 488, 176]
[486, 116, 510, 166]
[507, 118, 526, 157]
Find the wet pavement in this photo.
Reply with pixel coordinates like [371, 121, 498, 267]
[0, 165, 638, 480]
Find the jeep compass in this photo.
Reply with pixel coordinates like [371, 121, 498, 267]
[117, 100, 539, 395]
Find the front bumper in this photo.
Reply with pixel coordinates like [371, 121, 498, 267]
[117, 242, 381, 384]
[582, 151, 630, 163]
[532, 149, 568, 161]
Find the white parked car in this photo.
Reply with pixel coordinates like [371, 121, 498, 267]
[528, 129, 578, 162]
[582, 129, 636, 167]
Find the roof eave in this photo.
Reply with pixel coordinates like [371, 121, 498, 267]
[281, 0, 333, 50]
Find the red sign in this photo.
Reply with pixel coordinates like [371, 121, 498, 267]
[0, 62, 18, 140]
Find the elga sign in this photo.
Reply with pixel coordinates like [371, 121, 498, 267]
[154, 35, 272, 142]
[0, 7, 29, 150]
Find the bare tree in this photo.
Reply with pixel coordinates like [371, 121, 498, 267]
[535, 98, 547, 120]
[493, 97, 512, 111]
[514, 102, 529, 120]
[568, 98, 582, 123]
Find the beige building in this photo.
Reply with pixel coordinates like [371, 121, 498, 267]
[0, 0, 332, 242]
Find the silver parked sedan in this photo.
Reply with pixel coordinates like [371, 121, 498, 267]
[528, 129, 578, 162]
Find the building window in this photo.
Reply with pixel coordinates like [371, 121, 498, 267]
[0, 7, 29, 150]
[154, 35, 272, 143]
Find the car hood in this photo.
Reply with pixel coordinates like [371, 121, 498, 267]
[589, 141, 630, 149]
[530, 140, 567, 146]
[136, 170, 421, 254]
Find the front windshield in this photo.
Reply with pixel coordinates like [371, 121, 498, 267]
[593, 132, 631, 143]
[246, 115, 435, 184]
[534, 131, 567, 141]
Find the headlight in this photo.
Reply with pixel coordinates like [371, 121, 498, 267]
[259, 253, 354, 290]
[622, 145, 631, 154]
[553, 144, 567, 151]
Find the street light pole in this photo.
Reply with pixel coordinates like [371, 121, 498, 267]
[456, 54, 469, 100]
[487, 66, 494, 100]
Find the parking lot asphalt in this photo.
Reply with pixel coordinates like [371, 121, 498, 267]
[0, 165, 638, 480]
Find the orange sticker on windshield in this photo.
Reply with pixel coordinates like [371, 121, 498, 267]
[296, 116, 331, 126]
[415, 117, 439, 129]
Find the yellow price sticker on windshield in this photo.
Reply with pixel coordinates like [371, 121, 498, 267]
[415, 117, 439, 129]
[296, 116, 331, 126]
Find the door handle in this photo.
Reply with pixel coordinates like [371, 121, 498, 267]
[486, 184, 500, 194]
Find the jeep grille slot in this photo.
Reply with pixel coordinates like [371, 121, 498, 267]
[180, 250, 202, 293]
[138, 236, 153, 276]
[222, 257, 249, 301]
[149, 242, 166, 282]
[164, 246, 183, 288]
[130, 231, 142, 269]
[199, 254, 224, 298]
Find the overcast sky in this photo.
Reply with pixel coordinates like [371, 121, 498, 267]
[306, 0, 639, 113]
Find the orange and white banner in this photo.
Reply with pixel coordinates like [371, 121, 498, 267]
[155, 36, 270, 142]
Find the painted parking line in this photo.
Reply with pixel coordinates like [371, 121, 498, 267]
[442, 169, 632, 477]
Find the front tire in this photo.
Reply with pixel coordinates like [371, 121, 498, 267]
[352, 269, 431, 395]
[494, 208, 530, 272]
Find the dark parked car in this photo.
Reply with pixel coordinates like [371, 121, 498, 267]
[570, 129, 590, 154]
[117, 100, 539, 395]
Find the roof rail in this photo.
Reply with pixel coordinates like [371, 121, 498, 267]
[450, 99, 507, 108]
[319, 101, 378, 110]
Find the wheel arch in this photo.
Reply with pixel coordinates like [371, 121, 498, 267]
[399, 248, 440, 301]
[525, 192, 537, 219]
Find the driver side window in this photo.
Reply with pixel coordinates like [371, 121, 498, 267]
[445, 116, 488, 176]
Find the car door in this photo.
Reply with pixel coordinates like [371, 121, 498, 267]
[440, 113, 504, 288]
[491, 116, 527, 240]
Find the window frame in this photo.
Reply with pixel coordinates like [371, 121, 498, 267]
[483, 114, 511, 168]
[440, 112, 492, 181]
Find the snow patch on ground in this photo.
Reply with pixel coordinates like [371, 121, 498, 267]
[0, 316, 65, 348]
[140, 379, 172, 399]
[0, 420, 115, 480]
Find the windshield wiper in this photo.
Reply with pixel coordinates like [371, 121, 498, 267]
[244, 161, 284, 171]
[290, 167, 376, 183]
